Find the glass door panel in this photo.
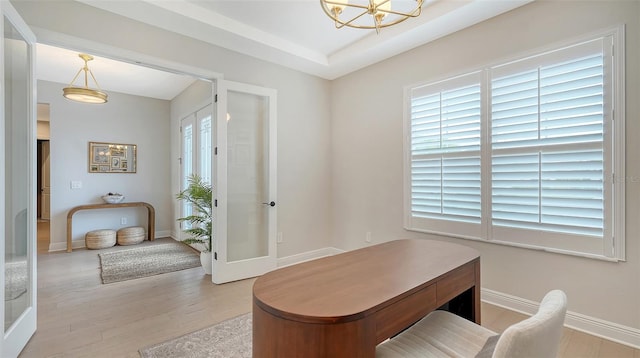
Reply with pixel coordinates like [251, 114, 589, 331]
[4, 15, 30, 332]
[181, 115, 196, 234]
[198, 107, 212, 184]
[227, 91, 269, 262]
[2, 2, 37, 356]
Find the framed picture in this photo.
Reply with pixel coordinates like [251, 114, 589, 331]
[91, 145, 110, 164]
[89, 141, 137, 173]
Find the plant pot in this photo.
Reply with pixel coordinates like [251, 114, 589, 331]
[200, 251, 213, 275]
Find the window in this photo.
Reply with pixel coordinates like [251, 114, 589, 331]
[404, 30, 625, 260]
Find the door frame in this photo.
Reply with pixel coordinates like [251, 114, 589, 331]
[213, 80, 278, 284]
[1, 1, 38, 356]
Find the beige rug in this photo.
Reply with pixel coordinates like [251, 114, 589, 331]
[5, 260, 27, 300]
[99, 240, 201, 284]
[139, 313, 252, 358]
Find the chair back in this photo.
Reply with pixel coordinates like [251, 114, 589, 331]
[493, 290, 567, 358]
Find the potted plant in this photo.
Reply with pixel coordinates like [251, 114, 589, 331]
[176, 174, 213, 275]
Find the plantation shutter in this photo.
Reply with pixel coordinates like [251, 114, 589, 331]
[407, 72, 483, 238]
[404, 33, 620, 259]
[490, 38, 607, 238]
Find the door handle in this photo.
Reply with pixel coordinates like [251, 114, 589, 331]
[262, 201, 276, 207]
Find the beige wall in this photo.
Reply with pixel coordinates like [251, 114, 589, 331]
[330, 1, 640, 329]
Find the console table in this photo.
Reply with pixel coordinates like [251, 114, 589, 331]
[66, 202, 155, 252]
[252, 239, 480, 358]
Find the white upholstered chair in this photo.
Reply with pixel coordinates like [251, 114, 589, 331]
[376, 290, 567, 358]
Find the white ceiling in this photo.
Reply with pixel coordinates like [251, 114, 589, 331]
[37, 43, 198, 100]
[37, 0, 533, 100]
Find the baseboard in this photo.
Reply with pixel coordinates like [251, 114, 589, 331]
[277, 247, 344, 268]
[482, 288, 640, 349]
[155, 230, 171, 239]
[48, 229, 173, 252]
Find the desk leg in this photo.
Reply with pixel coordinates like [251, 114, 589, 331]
[66, 214, 73, 253]
[147, 204, 155, 241]
[473, 259, 481, 324]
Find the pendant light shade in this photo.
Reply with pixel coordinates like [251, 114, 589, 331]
[62, 54, 108, 104]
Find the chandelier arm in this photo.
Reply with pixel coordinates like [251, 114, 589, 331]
[335, 9, 371, 28]
[87, 69, 104, 91]
[321, 0, 424, 32]
[83, 67, 89, 88]
[67, 68, 84, 87]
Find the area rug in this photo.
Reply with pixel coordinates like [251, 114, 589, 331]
[99, 240, 201, 284]
[5, 260, 27, 300]
[139, 313, 252, 358]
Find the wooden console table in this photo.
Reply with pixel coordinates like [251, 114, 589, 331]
[66, 202, 155, 252]
[252, 239, 480, 358]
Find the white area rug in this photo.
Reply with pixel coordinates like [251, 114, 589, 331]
[139, 313, 252, 358]
[5, 260, 27, 300]
[99, 241, 200, 284]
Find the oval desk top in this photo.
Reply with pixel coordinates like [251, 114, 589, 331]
[253, 239, 479, 324]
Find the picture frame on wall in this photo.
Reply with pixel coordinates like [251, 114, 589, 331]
[88, 141, 137, 173]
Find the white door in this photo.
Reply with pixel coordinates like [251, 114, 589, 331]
[40, 141, 50, 220]
[0, 2, 37, 357]
[180, 105, 213, 243]
[213, 80, 277, 284]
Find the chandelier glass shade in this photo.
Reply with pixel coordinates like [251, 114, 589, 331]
[62, 53, 108, 104]
[320, 0, 424, 33]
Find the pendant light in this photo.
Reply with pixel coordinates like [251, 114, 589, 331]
[62, 53, 108, 104]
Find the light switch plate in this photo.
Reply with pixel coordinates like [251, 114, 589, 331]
[70, 181, 82, 189]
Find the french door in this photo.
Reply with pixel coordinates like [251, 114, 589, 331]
[213, 80, 277, 284]
[1, 1, 37, 356]
[180, 104, 212, 241]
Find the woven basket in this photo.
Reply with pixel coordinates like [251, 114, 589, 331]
[85, 229, 116, 249]
[117, 226, 146, 246]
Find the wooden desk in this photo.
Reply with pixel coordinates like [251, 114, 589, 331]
[66, 202, 155, 252]
[252, 239, 480, 358]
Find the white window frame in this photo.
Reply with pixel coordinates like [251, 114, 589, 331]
[403, 26, 625, 261]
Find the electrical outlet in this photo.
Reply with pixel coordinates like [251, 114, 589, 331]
[365, 232, 372, 243]
[121, 217, 127, 225]
[277, 232, 283, 244]
[70, 181, 82, 189]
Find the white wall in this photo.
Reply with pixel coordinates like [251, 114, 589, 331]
[331, 0, 640, 331]
[16, 1, 334, 258]
[37, 80, 172, 250]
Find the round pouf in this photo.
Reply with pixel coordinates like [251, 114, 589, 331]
[117, 226, 146, 246]
[85, 229, 116, 249]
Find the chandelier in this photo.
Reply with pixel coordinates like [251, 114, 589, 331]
[62, 53, 108, 104]
[320, 0, 424, 34]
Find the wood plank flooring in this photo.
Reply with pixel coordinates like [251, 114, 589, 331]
[19, 222, 640, 357]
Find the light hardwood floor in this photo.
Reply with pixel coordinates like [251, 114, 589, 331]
[20, 222, 640, 357]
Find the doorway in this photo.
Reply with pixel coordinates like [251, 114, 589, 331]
[36, 103, 50, 253]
